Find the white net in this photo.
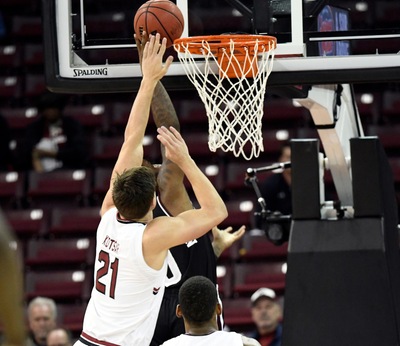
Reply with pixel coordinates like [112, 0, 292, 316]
[174, 36, 276, 160]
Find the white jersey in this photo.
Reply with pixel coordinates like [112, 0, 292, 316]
[160, 331, 244, 346]
[78, 207, 168, 346]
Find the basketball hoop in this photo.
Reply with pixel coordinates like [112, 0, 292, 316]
[174, 34, 277, 160]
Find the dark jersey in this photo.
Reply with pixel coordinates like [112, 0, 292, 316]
[153, 196, 217, 288]
[151, 196, 217, 345]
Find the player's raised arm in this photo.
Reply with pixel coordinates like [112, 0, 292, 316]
[143, 126, 227, 266]
[101, 34, 173, 216]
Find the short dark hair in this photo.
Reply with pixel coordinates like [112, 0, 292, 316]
[179, 276, 218, 325]
[112, 166, 156, 220]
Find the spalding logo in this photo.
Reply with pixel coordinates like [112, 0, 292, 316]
[73, 68, 108, 77]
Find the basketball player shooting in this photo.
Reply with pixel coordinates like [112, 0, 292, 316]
[74, 33, 227, 346]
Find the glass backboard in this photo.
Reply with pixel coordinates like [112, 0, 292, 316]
[42, 0, 400, 93]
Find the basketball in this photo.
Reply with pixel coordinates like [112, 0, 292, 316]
[134, 0, 184, 48]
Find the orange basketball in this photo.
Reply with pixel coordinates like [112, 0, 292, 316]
[134, 0, 184, 48]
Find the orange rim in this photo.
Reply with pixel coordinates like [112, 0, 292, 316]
[174, 34, 277, 56]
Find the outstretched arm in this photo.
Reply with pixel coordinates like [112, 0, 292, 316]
[101, 34, 173, 215]
[151, 82, 193, 214]
[211, 225, 246, 258]
[136, 33, 192, 215]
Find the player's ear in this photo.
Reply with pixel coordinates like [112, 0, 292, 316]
[216, 302, 222, 316]
[176, 304, 183, 319]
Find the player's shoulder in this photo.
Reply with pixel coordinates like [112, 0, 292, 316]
[241, 334, 262, 346]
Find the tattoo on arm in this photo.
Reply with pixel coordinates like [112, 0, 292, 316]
[151, 82, 180, 131]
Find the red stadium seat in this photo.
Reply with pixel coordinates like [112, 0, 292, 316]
[25, 270, 92, 303]
[0, 107, 39, 130]
[11, 16, 42, 39]
[239, 231, 288, 262]
[367, 125, 400, 150]
[0, 45, 22, 69]
[221, 297, 253, 332]
[224, 162, 260, 200]
[92, 134, 160, 167]
[91, 166, 113, 205]
[57, 303, 87, 334]
[263, 98, 308, 129]
[24, 74, 47, 98]
[0, 76, 22, 100]
[220, 199, 254, 230]
[25, 237, 95, 270]
[232, 262, 286, 298]
[49, 206, 101, 238]
[23, 44, 44, 67]
[0, 171, 25, 209]
[64, 104, 108, 135]
[5, 208, 49, 239]
[27, 169, 92, 208]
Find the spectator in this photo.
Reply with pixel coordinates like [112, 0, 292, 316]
[26, 297, 57, 346]
[46, 328, 73, 346]
[18, 93, 88, 172]
[261, 142, 292, 215]
[0, 113, 13, 171]
[0, 209, 25, 346]
[160, 275, 260, 346]
[255, 142, 291, 229]
[246, 288, 283, 346]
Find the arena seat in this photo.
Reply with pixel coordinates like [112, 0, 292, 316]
[11, 16, 42, 40]
[0, 45, 22, 71]
[0, 171, 25, 209]
[92, 134, 160, 167]
[23, 43, 44, 67]
[27, 169, 92, 208]
[24, 74, 47, 98]
[0, 106, 38, 130]
[367, 125, 400, 150]
[25, 269, 92, 303]
[239, 231, 288, 262]
[25, 237, 95, 271]
[220, 199, 254, 230]
[4, 208, 49, 240]
[0, 76, 22, 101]
[232, 262, 286, 298]
[64, 104, 108, 135]
[49, 206, 101, 238]
[57, 303, 87, 335]
[221, 297, 253, 332]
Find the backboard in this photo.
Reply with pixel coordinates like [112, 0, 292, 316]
[42, 0, 400, 94]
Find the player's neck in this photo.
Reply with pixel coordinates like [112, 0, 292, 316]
[185, 325, 217, 336]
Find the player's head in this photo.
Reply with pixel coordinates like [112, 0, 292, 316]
[112, 166, 157, 220]
[177, 276, 220, 326]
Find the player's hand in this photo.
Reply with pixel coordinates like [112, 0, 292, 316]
[212, 225, 246, 257]
[141, 33, 173, 82]
[157, 126, 190, 166]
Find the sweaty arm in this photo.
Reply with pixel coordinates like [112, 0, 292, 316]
[101, 34, 173, 216]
